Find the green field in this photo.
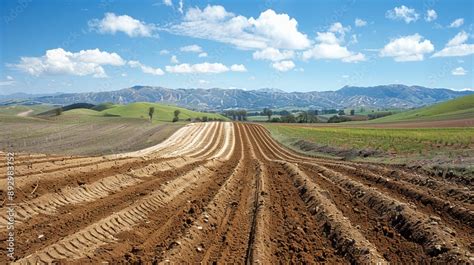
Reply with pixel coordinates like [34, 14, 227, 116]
[0, 104, 55, 116]
[265, 124, 474, 156]
[371, 94, 474, 123]
[0, 102, 228, 123]
[247, 115, 281, 121]
[101, 102, 227, 122]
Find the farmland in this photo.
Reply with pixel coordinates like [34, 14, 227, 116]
[0, 122, 473, 263]
[0, 102, 227, 155]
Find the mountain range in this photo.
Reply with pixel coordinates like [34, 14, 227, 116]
[2, 85, 472, 110]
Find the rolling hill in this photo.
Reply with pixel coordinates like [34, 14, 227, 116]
[2, 84, 471, 111]
[99, 102, 227, 121]
[372, 94, 474, 122]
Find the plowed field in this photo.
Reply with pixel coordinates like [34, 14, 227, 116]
[1, 122, 472, 264]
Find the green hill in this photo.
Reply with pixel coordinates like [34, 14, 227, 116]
[91, 102, 117, 111]
[99, 102, 227, 122]
[372, 94, 474, 122]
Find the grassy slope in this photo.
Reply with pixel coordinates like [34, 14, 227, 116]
[265, 124, 473, 155]
[0, 105, 55, 116]
[372, 94, 474, 123]
[100, 102, 227, 122]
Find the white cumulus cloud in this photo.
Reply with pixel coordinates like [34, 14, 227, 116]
[355, 18, 367, 27]
[379, 34, 434, 61]
[433, 31, 474, 57]
[449, 18, 464, 28]
[170, 55, 179, 64]
[180, 44, 203, 53]
[165, 62, 227, 74]
[165, 62, 246, 74]
[163, 0, 172, 6]
[272, 60, 295, 72]
[302, 22, 365, 63]
[89, 13, 156, 37]
[230, 64, 247, 72]
[159, 49, 170, 55]
[252, 47, 294, 61]
[425, 9, 437, 22]
[128, 60, 164, 75]
[452, 67, 467, 76]
[169, 5, 310, 50]
[386, 5, 419, 24]
[12, 48, 125, 78]
[198, 52, 208, 58]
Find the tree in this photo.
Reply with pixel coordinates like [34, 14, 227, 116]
[263, 108, 273, 121]
[148, 107, 155, 121]
[280, 114, 296, 123]
[202, 116, 208, 122]
[350, 109, 355, 115]
[173, 109, 180, 121]
[338, 109, 345, 116]
[55, 107, 63, 116]
[297, 111, 308, 123]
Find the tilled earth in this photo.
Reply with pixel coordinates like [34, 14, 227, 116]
[0, 122, 472, 264]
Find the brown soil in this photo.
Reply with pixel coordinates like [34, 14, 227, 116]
[1, 122, 472, 264]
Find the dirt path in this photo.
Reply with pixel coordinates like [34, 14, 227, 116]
[1, 122, 472, 264]
[16, 110, 33, 117]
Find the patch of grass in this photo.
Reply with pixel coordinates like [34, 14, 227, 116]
[0, 104, 55, 116]
[264, 124, 474, 155]
[91, 102, 117, 111]
[247, 115, 281, 121]
[101, 102, 228, 122]
[372, 94, 474, 122]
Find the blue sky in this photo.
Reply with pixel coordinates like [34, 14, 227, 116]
[0, 0, 473, 94]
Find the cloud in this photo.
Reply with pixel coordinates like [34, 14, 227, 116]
[230, 64, 247, 72]
[159, 49, 170, 55]
[433, 31, 474, 57]
[452, 67, 467, 76]
[252, 47, 294, 61]
[198, 79, 209, 84]
[355, 18, 367, 27]
[386, 5, 419, 24]
[89, 13, 156, 37]
[165, 62, 222, 74]
[165, 62, 246, 73]
[329, 22, 350, 35]
[449, 18, 464, 28]
[272, 60, 295, 71]
[0, 76, 15, 86]
[425, 9, 437, 22]
[163, 0, 172, 6]
[379, 34, 434, 61]
[302, 22, 365, 63]
[170, 55, 179, 64]
[128, 60, 164, 75]
[169, 5, 310, 50]
[12, 48, 125, 78]
[198, 52, 208, 57]
[180, 44, 203, 53]
[178, 0, 183, 14]
[446, 31, 469, 46]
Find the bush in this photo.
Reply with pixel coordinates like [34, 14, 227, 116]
[327, 115, 352, 123]
[368, 112, 393, 120]
[172, 117, 179, 122]
[202, 116, 208, 122]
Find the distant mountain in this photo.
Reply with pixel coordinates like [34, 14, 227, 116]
[2, 85, 472, 110]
